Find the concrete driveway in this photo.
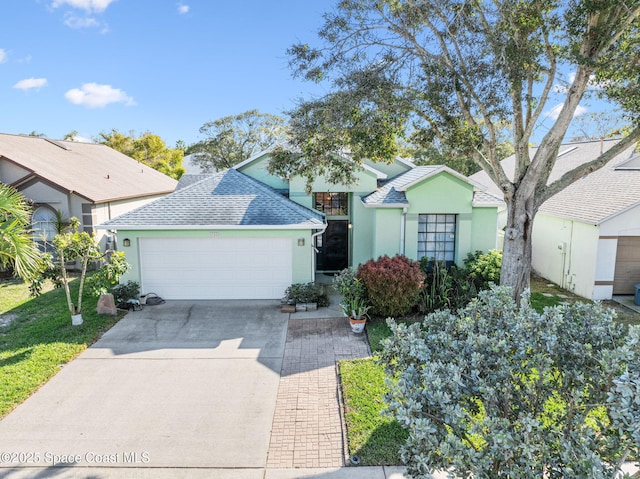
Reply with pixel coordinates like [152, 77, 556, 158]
[0, 300, 289, 478]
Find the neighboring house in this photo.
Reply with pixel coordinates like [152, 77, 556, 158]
[100, 149, 503, 300]
[470, 139, 640, 300]
[0, 133, 178, 252]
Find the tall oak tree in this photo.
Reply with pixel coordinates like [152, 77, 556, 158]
[271, 0, 640, 300]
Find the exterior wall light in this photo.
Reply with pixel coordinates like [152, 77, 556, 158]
[122, 238, 131, 247]
[298, 238, 305, 246]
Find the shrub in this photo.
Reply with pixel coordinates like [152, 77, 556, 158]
[283, 282, 328, 306]
[381, 286, 640, 479]
[357, 255, 425, 317]
[464, 249, 502, 290]
[111, 281, 140, 306]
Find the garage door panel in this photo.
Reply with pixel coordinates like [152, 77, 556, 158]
[139, 237, 293, 300]
[613, 237, 640, 295]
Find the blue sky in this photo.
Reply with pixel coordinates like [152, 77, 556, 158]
[1, 0, 334, 146]
[1, 1, 622, 149]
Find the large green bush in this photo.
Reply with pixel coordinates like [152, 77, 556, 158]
[381, 286, 640, 479]
[357, 255, 425, 317]
[464, 249, 502, 290]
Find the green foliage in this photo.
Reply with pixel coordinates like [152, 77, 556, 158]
[97, 129, 185, 179]
[0, 184, 42, 282]
[357, 255, 425, 317]
[333, 267, 371, 317]
[31, 218, 101, 316]
[464, 249, 502, 290]
[86, 251, 130, 297]
[280, 0, 640, 300]
[187, 110, 288, 172]
[381, 286, 640, 479]
[283, 282, 328, 306]
[418, 259, 455, 313]
[111, 281, 140, 305]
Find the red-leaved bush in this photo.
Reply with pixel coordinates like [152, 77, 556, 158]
[357, 254, 426, 317]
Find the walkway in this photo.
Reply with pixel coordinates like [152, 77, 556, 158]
[267, 316, 371, 468]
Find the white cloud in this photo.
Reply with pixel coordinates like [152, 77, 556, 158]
[13, 78, 48, 91]
[64, 83, 135, 108]
[178, 4, 190, 14]
[63, 13, 100, 29]
[545, 103, 588, 121]
[0, 49, 7, 64]
[51, 0, 115, 13]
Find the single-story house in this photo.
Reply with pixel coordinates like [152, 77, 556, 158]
[470, 139, 640, 300]
[0, 133, 178, 251]
[100, 151, 504, 300]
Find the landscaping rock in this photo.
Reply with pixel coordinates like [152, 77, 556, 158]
[96, 293, 117, 316]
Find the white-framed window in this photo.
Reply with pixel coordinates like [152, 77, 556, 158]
[32, 206, 58, 250]
[418, 214, 456, 265]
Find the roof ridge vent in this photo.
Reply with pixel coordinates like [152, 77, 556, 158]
[44, 138, 71, 151]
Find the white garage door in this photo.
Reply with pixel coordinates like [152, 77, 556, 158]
[139, 237, 292, 300]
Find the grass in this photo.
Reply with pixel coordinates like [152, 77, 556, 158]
[0, 277, 124, 418]
[339, 358, 408, 465]
[340, 275, 640, 466]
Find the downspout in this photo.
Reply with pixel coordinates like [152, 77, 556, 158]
[311, 224, 327, 281]
[400, 207, 408, 255]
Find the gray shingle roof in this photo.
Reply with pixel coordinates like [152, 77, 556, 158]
[101, 169, 325, 229]
[468, 139, 640, 224]
[0, 133, 177, 203]
[540, 151, 640, 224]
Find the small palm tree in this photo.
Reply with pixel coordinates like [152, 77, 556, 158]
[0, 184, 41, 281]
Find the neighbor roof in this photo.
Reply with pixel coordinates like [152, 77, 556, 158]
[362, 165, 503, 207]
[100, 168, 326, 230]
[0, 133, 177, 203]
[469, 139, 640, 224]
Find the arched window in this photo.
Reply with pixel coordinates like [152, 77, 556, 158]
[32, 206, 59, 251]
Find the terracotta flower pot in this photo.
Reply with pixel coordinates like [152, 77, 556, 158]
[348, 315, 367, 333]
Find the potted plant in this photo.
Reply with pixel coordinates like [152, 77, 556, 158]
[340, 297, 371, 333]
[333, 268, 364, 315]
[334, 269, 371, 333]
[283, 282, 326, 311]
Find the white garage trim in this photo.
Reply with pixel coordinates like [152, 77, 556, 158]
[139, 237, 292, 300]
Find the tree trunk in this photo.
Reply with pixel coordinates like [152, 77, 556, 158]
[59, 250, 76, 315]
[500, 192, 536, 303]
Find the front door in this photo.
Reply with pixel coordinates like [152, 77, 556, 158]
[316, 220, 349, 272]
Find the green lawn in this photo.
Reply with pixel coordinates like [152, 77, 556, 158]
[0, 278, 124, 418]
[339, 358, 408, 465]
[340, 276, 640, 466]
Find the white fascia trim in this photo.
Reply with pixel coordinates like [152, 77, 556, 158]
[361, 163, 388, 180]
[96, 223, 325, 231]
[360, 202, 408, 209]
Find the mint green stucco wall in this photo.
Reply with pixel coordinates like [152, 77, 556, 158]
[236, 154, 289, 190]
[115, 228, 316, 287]
[237, 154, 499, 271]
[371, 208, 403, 259]
[471, 207, 499, 251]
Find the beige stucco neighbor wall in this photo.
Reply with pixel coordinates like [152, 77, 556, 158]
[115, 229, 317, 288]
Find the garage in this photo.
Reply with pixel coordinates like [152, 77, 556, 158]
[139, 237, 293, 300]
[613, 236, 640, 295]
